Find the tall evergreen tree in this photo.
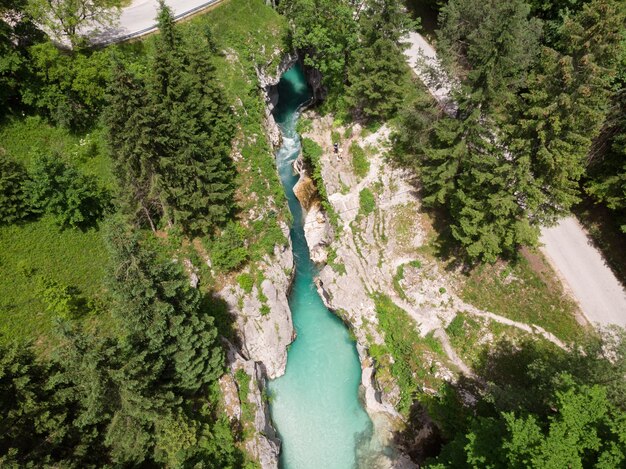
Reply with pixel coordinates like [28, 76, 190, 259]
[346, 0, 410, 120]
[106, 218, 224, 395]
[509, 0, 624, 223]
[410, 0, 542, 261]
[0, 342, 67, 465]
[106, 62, 162, 231]
[585, 91, 626, 232]
[0, 156, 31, 224]
[107, 3, 235, 235]
[438, 0, 542, 115]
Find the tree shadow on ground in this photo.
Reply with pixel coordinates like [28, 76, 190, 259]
[397, 329, 626, 464]
[201, 291, 241, 352]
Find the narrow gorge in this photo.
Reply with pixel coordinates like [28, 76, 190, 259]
[267, 65, 374, 469]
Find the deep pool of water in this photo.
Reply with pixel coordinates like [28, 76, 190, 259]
[268, 64, 373, 469]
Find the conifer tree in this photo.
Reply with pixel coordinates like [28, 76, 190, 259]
[0, 156, 31, 224]
[106, 218, 224, 395]
[411, 0, 542, 261]
[106, 61, 162, 231]
[106, 4, 235, 235]
[151, 2, 235, 234]
[438, 0, 542, 115]
[346, 0, 409, 120]
[510, 0, 624, 223]
[0, 342, 66, 465]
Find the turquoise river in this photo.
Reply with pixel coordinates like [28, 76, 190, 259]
[268, 64, 374, 468]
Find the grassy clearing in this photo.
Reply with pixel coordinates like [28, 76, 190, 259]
[460, 255, 584, 342]
[0, 215, 114, 350]
[446, 312, 533, 366]
[0, 118, 115, 351]
[0, 116, 114, 188]
[370, 293, 444, 415]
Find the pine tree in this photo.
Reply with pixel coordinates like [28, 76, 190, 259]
[106, 218, 224, 394]
[418, 107, 536, 262]
[105, 61, 162, 231]
[438, 0, 542, 115]
[346, 0, 409, 120]
[410, 0, 543, 261]
[510, 0, 624, 223]
[0, 156, 31, 224]
[105, 4, 235, 235]
[0, 342, 64, 464]
[150, 3, 235, 234]
[585, 91, 626, 232]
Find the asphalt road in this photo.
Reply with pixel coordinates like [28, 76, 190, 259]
[404, 32, 626, 328]
[91, 0, 221, 44]
[540, 217, 626, 327]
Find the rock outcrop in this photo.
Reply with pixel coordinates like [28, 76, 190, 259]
[292, 155, 334, 264]
[209, 52, 299, 469]
[221, 342, 282, 468]
[218, 230, 295, 380]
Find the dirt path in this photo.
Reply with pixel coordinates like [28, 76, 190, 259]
[403, 31, 626, 328]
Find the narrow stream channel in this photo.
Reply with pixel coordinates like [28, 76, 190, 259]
[268, 64, 374, 468]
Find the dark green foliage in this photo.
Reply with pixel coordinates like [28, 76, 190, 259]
[509, 0, 624, 223]
[106, 218, 224, 394]
[0, 0, 39, 117]
[209, 221, 248, 273]
[26, 153, 110, 229]
[106, 4, 235, 235]
[0, 341, 65, 465]
[22, 42, 111, 130]
[427, 330, 626, 467]
[438, 0, 541, 114]
[585, 93, 626, 233]
[410, 106, 537, 262]
[279, 0, 358, 101]
[106, 62, 162, 230]
[396, 0, 624, 261]
[346, 0, 410, 120]
[0, 155, 31, 224]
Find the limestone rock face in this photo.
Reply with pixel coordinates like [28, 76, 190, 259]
[224, 343, 281, 469]
[257, 51, 298, 149]
[292, 155, 334, 264]
[218, 225, 294, 379]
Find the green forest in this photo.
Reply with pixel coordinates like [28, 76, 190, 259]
[1, 0, 625, 466]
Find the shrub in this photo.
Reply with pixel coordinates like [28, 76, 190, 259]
[0, 156, 32, 224]
[350, 142, 369, 178]
[359, 188, 376, 216]
[296, 117, 312, 134]
[209, 221, 248, 272]
[27, 154, 110, 229]
[36, 277, 81, 319]
[237, 273, 254, 293]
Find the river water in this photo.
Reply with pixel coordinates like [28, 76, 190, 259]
[268, 64, 373, 468]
